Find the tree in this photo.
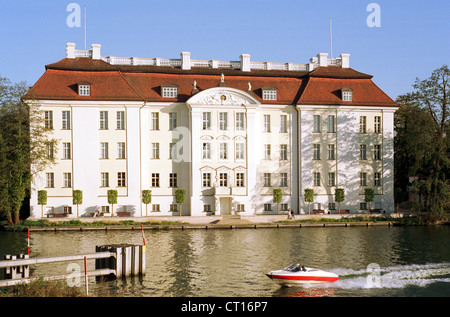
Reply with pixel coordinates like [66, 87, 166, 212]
[37, 190, 47, 218]
[175, 189, 185, 216]
[142, 190, 152, 216]
[395, 65, 449, 218]
[364, 188, 375, 213]
[335, 188, 345, 213]
[72, 190, 83, 217]
[394, 188, 403, 213]
[273, 188, 282, 214]
[304, 188, 314, 215]
[107, 190, 118, 216]
[0, 75, 56, 224]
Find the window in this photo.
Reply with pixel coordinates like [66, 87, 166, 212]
[313, 115, 321, 133]
[327, 115, 335, 133]
[46, 172, 54, 188]
[280, 173, 288, 187]
[202, 143, 211, 160]
[236, 173, 245, 187]
[263, 115, 271, 132]
[328, 144, 335, 160]
[152, 143, 160, 159]
[117, 111, 125, 130]
[46, 143, 54, 160]
[264, 144, 271, 160]
[235, 112, 245, 131]
[374, 116, 381, 133]
[101, 206, 110, 213]
[219, 173, 228, 187]
[313, 172, 321, 187]
[263, 173, 271, 187]
[152, 173, 160, 187]
[162, 87, 178, 98]
[219, 143, 228, 160]
[117, 172, 126, 187]
[202, 112, 211, 130]
[235, 143, 245, 160]
[236, 204, 245, 212]
[374, 172, 381, 186]
[78, 84, 91, 96]
[263, 89, 277, 101]
[64, 206, 72, 214]
[313, 144, 320, 160]
[329, 203, 336, 210]
[202, 173, 213, 190]
[169, 143, 177, 160]
[152, 204, 161, 212]
[117, 142, 126, 159]
[100, 111, 108, 130]
[264, 204, 272, 211]
[203, 204, 212, 212]
[280, 144, 288, 160]
[328, 172, 336, 187]
[169, 112, 177, 130]
[101, 172, 109, 187]
[360, 202, 368, 210]
[151, 112, 159, 130]
[280, 115, 287, 133]
[63, 143, 71, 159]
[169, 173, 178, 188]
[359, 116, 367, 133]
[374, 145, 381, 160]
[342, 90, 352, 101]
[170, 204, 178, 212]
[62, 111, 71, 130]
[360, 144, 367, 160]
[100, 142, 109, 159]
[280, 204, 289, 211]
[44, 111, 53, 129]
[202, 173, 211, 187]
[219, 112, 228, 130]
[360, 172, 367, 186]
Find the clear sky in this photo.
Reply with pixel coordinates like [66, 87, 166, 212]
[0, 0, 448, 100]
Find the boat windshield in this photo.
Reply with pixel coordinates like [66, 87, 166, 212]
[284, 264, 308, 272]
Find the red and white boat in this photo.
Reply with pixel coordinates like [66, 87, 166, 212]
[266, 264, 339, 286]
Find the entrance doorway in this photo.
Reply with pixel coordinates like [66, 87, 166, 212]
[219, 197, 233, 215]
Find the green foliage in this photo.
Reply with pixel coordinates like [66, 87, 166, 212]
[72, 190, 83, 205]
[175, 189, 185, 204]
[335, 188, 345, 212]
[37, 190, 47, 205]
[273, 188, 282, 214]
[107, 190, 118, 205]
[395, 65, 449, 220]
[142, 190, 152, 204]
[304, 188, 314, 215]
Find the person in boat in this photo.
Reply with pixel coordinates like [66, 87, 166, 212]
[301, 265, 307, 271]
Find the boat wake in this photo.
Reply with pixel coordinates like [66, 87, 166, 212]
[327, 262, 450, 289]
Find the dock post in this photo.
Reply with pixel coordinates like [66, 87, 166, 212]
[95, 244, 145, 278]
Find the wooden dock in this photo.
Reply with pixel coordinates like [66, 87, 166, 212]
[0, 244, 145, 288]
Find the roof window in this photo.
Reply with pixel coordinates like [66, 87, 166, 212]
[262, 86, 278, 101]
[162, 84, 179, 98]
[78, 81, 91, 96]
[341, 87, 353, 101]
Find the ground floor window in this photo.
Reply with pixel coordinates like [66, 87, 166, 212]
[264, 203, 272, 211]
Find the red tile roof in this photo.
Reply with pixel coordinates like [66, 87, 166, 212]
[24, 57, 397, 107]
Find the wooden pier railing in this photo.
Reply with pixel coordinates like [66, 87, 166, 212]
[0, 244, 145, 288]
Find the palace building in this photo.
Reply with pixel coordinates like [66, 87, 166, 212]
[24, 43, 397, 218]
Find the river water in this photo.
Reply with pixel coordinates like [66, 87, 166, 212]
[1, 225, 449, 298]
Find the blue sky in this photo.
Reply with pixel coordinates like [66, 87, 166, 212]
[0, 0, 448, 100]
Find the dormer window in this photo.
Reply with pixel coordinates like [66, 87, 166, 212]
[78, 81, 91, 96]
[341, 87, 353, 101]
[262, 86, 278, 101]
[162, 84, 178, 98]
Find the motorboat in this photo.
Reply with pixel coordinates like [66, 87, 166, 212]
[266, 264, 339, 286]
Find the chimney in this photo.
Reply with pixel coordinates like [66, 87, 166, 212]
[240, 54, 251, 72]
[181, 52, 191, 70]
[317, 53, 328, 67]
[91, 44, 101, 60]
[66, 42, 76, 59]
[340, 53, 350, 68]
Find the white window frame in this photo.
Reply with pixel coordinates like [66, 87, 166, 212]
[62, 111, 71, 130]
[202, 112, 211, 130]
[262, 89, 277, 101]
[116, 111, 125, 130]
[151, 112, 159, 130]
[169, 112, 177, 130]
[63, 142, 71, 160]
[152, 143, 160, 159]
[78, 85, 91, 96]
[100, 111, 108, 130]
[280, 115, 287, 133]
[235, 112, 245, 131]
[162, 87, 178, 98]
[117, 172, 126, 187]
[46, 172, 54, 188]
[101, 172, 109, 187]
[117, 142, 126, 159]
[263, 173, 271, 187]
[219, 112, 228, 131]
[263, 115, 271, 132]
[100, 142, 109, 159]
[202, 142, 211, 160]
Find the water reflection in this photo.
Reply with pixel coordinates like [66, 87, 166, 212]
[1, 226, 449, 297]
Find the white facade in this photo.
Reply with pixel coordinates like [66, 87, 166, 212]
[27, 44, 397, 218]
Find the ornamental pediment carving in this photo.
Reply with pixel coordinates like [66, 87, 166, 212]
[187, 87, 260, 106]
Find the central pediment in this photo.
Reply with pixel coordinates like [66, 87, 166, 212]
[187, 87, 260, 106]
